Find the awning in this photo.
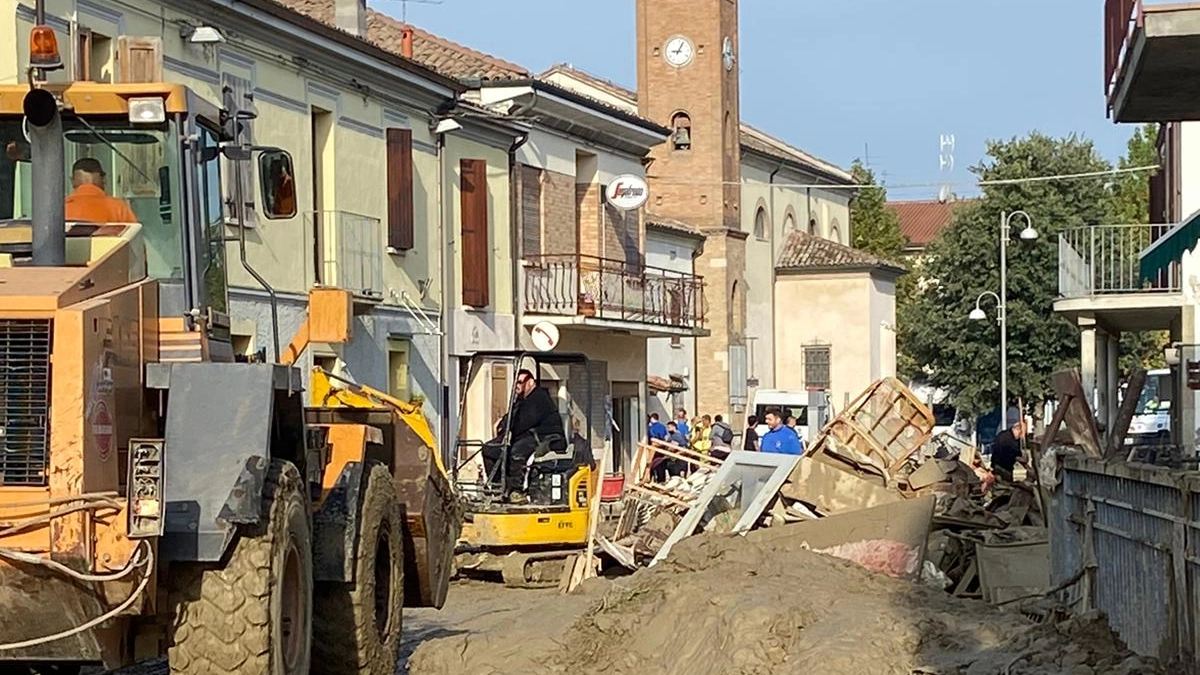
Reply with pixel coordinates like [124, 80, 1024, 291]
[1139, 210, 1200, 282]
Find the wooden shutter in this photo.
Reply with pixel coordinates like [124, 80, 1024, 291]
[460, 159, 489, 308]
[386, 128, 414, 250]
[115, 36, 162, 83]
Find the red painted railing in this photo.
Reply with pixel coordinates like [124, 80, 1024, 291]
[523, 254, 706, 330]
[1104, 0, 1144, 110]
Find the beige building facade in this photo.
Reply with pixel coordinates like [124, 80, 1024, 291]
[3, 0, 525, 452]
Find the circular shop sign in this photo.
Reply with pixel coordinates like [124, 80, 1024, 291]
[605, 174, 649, 211]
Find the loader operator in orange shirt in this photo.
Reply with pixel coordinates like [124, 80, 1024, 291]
[64, 157, 137, 223]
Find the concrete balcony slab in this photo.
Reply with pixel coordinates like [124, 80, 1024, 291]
[1110, 3, 1200, 122]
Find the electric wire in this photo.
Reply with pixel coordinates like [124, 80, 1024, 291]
[645, 164, 1161, 191]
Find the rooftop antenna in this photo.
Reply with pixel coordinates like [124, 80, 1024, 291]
[376, 0, 445, 23]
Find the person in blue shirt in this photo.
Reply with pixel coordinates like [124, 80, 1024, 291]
[647, 412, 668, 443]
[673, 409, 690, 439]
[760, 407, 802, 455]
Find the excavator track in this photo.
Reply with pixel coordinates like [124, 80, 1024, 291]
[499, 551, 579, 589]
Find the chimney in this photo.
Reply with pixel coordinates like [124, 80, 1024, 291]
[335, 0, 366, 37]
[401, 26, 414, 59]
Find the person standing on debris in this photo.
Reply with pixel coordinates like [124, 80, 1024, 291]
[710, 414, 734, 460]
[743, 415, 760, 451]
[760, 407, 802, 455]
[647, 412, 667, 443]
[990, 413, 1027, 482]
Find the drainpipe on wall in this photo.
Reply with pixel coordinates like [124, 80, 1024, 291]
[765, 160, 784, 388]
[509, 131, 530, 349]
[437, 127, 453, 469]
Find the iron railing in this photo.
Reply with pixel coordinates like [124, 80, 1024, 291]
[304, 210, 384, 301]
[523, 254, 705, 330]
[1057, 224, 1179, 297]
[1104, 0, 1143, 109]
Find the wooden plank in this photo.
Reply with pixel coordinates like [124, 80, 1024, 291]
[1106, 367, 1146, 459]
[1050, 369, 1104, 457]
[564, 445, 608, 593]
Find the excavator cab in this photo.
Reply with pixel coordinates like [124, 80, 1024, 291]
[452, 350, 601, 587]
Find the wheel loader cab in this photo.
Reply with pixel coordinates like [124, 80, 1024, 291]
[0, 81, 297, 328]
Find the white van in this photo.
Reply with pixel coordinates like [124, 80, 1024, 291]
[1125, 368, 1171, 446]
[749, 389, 818, 445]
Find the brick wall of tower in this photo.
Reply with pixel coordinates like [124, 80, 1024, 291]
[637, 0, 745, 415]
[576, 182, 602, 258]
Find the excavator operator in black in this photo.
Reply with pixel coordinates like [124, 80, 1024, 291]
[482, 368, 567, 502]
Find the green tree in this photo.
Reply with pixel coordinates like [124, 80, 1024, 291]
[848, 159, 906, 259]
[1108, 123, 1169, 373]
[898, 132, 1112, 416]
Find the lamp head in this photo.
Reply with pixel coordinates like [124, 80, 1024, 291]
[968, 307, 987, 321]
[1019, 226, 1039, 241]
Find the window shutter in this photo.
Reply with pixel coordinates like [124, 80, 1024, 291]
[460, 159, 489, 308]
[115, 36, 162, 83]
[221, 74, 257, 228]
[386, 128, 414, 250]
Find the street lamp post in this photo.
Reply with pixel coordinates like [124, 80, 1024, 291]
[969, 210, 1038, 431]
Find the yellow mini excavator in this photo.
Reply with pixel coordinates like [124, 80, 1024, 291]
[451, 351, 600, 587]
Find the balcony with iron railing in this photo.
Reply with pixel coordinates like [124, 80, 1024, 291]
[1104, 0, 1200, 122]
[523, 254, 706, 334]
[304, 210, 385, 304]
[1055, 224, 1184, 332]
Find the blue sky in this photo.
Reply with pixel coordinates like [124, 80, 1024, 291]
[375, 0, 1137, 201]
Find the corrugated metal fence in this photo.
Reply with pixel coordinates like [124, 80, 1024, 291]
[1051, 456, 1198, 670]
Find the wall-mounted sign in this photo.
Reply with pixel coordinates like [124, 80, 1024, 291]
[530, 321, 560, 352]
[605, 174, 649, 211]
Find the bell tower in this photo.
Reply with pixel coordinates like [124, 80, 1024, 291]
[637, 0, 747, 415]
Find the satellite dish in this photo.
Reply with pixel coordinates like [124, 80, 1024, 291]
[530, 321, 560, 352]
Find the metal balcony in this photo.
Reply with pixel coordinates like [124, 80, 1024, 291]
[1105, 0, 1200, 122]
[1058, 225, 1179, 297]
[304, 210, 385, 304]
[1055, 224, 1184, 334]
[523, 254, 705, 332]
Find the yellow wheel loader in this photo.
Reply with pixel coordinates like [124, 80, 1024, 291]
[0, 22, 459, 675]
[451, 351, 599, 588]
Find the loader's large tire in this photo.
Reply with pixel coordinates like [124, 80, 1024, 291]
[167, 459, 314, 675]
[312, 463, 404, 675]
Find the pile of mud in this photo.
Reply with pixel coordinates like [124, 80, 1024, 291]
[409, 526, 1166, 675]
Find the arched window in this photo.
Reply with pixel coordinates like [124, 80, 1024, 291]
[783, 213, 796, 232]
[671, 112, 692, 151]
[830, 218, 842, 244]
[807, 217, 818, 235]
[753, 207, 768, 239]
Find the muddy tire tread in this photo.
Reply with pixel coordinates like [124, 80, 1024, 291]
[166, 459, 312, 675]
[312, 462, 404, 675]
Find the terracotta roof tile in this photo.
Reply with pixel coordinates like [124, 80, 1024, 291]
[887, 199, 976, 249]
[646, 213, 704, 238]
[274, 0, 529, 80]
[776, 230, 906, 274]
[540, 64, 853, 184]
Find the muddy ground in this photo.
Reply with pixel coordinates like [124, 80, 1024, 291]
[405, 528, 1168, 675]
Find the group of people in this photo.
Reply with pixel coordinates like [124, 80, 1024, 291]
[647, 406, 805, 481]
